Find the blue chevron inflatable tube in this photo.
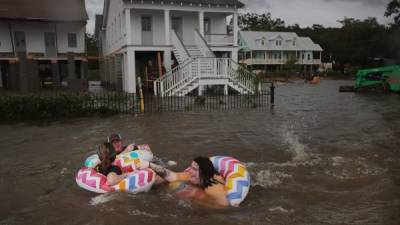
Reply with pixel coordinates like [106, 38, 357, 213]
[210, 156, 250, 207]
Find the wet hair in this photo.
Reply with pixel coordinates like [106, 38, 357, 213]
[193, 156, 219, 189]
[97, 142, 116, 172]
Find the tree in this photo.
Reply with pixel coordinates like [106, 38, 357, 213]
[85, 33, 98, 57]
[239, 13, 285, 31]
[385, 0, 400, 25]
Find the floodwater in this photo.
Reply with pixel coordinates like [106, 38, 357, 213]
[0, 80, 399, 225]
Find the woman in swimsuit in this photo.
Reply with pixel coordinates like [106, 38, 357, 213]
[139, 156, 229, 207]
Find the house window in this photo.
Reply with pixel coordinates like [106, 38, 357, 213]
[142, 17, 152, 32]
[261, 40, 265, 45]
[293, 41, 296, 46]
[308, 54, 311, 60]
[68, 33, 77, 48]
[276, 40, 282, 46]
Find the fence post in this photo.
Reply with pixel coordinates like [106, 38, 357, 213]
[160, 81, 164, 97]
[270, 82, 275, 106]
[138, 77, 145, 113]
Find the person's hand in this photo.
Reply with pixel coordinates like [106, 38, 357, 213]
[136, 161, 150, 170]
[125, 144, 136, 152]
[177, 172, 191, 181]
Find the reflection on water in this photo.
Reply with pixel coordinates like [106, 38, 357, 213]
[0, 80, 399, 225]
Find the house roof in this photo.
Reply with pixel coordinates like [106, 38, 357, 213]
[240, 31, 322, 51]
[122, 0, 245, 7]
[0, 0, 88, 22]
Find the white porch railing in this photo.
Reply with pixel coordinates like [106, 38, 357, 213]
[194, 29, 215, 57]
[171, 29, 190, 64]
[204, 33, 234, 46]
[154, 58, 256, 96]
[240, 58, 322, 65]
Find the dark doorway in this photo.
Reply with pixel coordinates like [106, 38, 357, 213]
[38, 61, 52, 89]
[0, 61, 9, 89]
[135, 51, 165, 93]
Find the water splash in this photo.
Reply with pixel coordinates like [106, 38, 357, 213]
[268, 206, 294, 213]
[252, 169, 292, 188]
[128, 209, 160, 218]
[281, 127, 310, 162]
[325, 156, 387, 179]
[89, 193, 118, 206]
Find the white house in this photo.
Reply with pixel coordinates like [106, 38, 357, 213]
[0, 0, 88, 91]
[238, 31, 323, 73]
[98, 0, 256, 96]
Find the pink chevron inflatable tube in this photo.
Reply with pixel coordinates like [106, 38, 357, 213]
[84, 145, 154, 173]
[183, 156, 250, 207]
[76, 167, 156, 194]
[210, 156, 250, 207]
[77, 144, 155, 193]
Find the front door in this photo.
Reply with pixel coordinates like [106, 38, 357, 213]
[44, 32, 57, 57]
[172, 17, 183, 40]
[204, 18, 211, 34]
[14, 32, 26, 53]
[141, 16, 153, 45]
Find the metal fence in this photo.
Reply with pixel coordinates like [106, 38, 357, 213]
[0, 83, 275, 119]
[137, 82, 275, 113]
[138, 93, 271, 113]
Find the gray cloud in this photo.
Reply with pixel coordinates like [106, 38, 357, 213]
[85, 0, 392, 33]
[85, 0, 104, 34]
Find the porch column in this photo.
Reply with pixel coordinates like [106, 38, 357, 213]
[233, 12, 238, 46]
[126, 47, 136, 93]
[164, 50, 172, 71]
[164, 9, 170, 45]
[51, 60, 61, 88]
[224, 85, 228, 96]
[199, 11, 204, 36]
[231, 50, 238, 64]
[125, 8, 132, 45]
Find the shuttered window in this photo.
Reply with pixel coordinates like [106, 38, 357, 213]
[68, 33, 77, 48]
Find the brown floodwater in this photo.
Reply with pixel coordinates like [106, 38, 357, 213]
[0, 80, 399, 225]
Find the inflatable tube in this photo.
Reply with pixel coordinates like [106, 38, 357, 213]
[76, 167, 155, 194]
[84, 144, 153, 173]
[210, 156, 250, 207]
[77, 144, 155, 193]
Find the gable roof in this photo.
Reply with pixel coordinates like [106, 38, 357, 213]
[0, 0, 88, 22]
[240, 31, 322, 51]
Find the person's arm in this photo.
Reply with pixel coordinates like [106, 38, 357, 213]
[106, 172, 127, 186]
[138, 161, 189, 182]
[121, 144, 136, 154]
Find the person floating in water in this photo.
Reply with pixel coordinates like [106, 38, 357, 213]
[138, 156, 229, 207]
[107, 133, 137, 155]
[95, 142, 129, 186]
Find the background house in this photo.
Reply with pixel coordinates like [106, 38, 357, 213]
[0, 0, 88, 91]
[238, 31, 323, 73]
[97, 0, 255, 96]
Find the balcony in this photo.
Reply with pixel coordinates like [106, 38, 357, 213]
[204, 33, 234, 46]
[240, 58, 322, 65]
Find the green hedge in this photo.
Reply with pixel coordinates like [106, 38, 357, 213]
[0, 92, 135, 120]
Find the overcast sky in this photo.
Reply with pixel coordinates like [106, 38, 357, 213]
[85, 0, 392, 33]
